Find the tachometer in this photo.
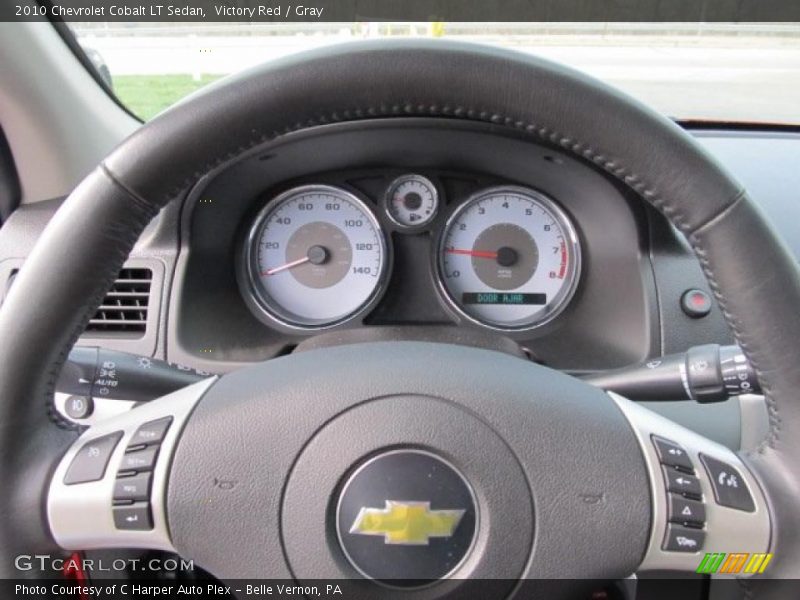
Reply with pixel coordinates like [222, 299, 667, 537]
[438, 186, 580, 331]
[242, 185, 388, 330]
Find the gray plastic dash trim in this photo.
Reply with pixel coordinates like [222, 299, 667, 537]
[47, 377, 216, 552]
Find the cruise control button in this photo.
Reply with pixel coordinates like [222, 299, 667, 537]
[113, 503, 152, 530]
[662, 466, 702, 498]
[652, 436, 694, 472]
[120, 446, 158, 472]
[130, 417, 172, 446]
[668, 494, 706, 525]
[700, 454, 755, 512]
[113, 472, 152, 502]
[663, 524, 705, 552]
[64, 431, 123, 485]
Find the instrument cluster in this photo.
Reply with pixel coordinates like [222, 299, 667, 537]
[238, 174, 582, 334]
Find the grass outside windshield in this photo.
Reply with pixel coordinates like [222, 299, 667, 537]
[67, 22, 800, 124]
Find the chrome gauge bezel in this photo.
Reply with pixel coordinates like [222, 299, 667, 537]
[435, 185, 582, 332]
[239, 184, 390, 333]
[382, 173, 440, 230]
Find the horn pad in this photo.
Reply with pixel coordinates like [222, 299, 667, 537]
[336, 449, 477, 586]
[281, 395, 533, 596]
[167, 341, 649, 595]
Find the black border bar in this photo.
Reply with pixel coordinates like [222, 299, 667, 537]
[4, 0, 800, 23]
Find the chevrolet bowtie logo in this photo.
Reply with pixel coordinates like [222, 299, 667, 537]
[349, 501, 465, 545]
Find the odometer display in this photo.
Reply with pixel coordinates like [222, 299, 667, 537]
[242, 185, 388, 330]
[438, 186, 580, 330]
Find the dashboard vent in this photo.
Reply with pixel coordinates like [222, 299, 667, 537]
[85, 268, 152, 335]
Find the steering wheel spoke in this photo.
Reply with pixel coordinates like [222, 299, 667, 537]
[609, 392, 772, 575]
[47, 377, 216, 553]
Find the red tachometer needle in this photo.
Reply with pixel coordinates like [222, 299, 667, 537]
[446, 248, 498, 259]
[262, 256, 310, 276]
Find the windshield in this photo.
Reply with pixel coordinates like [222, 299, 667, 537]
[67, 22, 800, 124]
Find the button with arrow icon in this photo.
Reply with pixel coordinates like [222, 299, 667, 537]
[662, 466, 702, 498]
[113, 503, 152, 530]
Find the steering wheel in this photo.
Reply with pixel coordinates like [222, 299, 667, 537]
[1, 41, 798, 598]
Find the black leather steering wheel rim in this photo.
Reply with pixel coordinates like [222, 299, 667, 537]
[1, 40, 799, 591]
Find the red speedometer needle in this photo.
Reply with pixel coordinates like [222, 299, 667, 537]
[446, 248, 498, 259]
[262, 256, 310, 276]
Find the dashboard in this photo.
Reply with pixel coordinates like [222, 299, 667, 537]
[171, 119, 654, 372]
[2, 120, 800, 449]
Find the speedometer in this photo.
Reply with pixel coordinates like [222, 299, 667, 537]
[438, 186, 581, 331]
[242, 185, 388, 331]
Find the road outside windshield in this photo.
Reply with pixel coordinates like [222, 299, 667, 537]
[67, 22, 800, 124]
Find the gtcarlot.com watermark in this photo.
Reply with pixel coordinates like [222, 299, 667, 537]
[15, 554, 194, 573]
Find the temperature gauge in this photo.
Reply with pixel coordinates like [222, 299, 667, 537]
[384, 174, 439, 229]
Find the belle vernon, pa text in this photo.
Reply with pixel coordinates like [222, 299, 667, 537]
[17, 583, 344, 597]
